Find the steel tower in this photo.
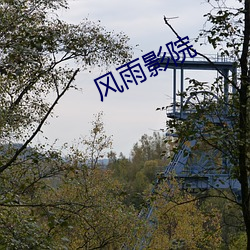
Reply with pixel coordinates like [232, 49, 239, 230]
[129, 55, 241, 250]
[159, 55, 240, 193]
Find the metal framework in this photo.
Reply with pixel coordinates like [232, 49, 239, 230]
[161, 55, 237, 119]
[129, 55, 241, 250]
[159, 55, 240, 192]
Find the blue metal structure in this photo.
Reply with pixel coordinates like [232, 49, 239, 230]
[127, 55, 241, 250]
[162, 56, 236, 118]
[159, 55, 240, 192]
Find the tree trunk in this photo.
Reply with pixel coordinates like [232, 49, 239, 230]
[240, 0, 250, 249]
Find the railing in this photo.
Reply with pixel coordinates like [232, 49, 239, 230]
[160, 53, 236, 63]
[186, 53, 236, 63]
[166, 105, 197, 115]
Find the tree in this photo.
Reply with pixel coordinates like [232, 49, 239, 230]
[82, 111, 113, 169]
[0, 112, 143, 248]
[0, 0, 135, 246]
[0, 151, 142, 249]
[0, 0, 132, 172]
[163, 0, 250, 248]
[146, 179, 222, 250]
[108, 132, 169, 209]
[35, 167, 142, 249]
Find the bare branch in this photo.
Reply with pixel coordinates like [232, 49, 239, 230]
[163, 16, 239, 91]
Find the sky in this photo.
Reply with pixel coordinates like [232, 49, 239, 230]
[38, 0, 218, 157]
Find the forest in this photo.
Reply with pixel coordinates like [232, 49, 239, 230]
[0, 0, 249, 249]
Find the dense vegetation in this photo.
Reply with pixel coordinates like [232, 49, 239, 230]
[0, 0, 249, 249]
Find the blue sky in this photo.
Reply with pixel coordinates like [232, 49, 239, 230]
[39, 0, 218, 157]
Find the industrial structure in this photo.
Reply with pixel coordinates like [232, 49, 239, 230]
[158, 54, 240, 193]
[132, 55, 241, 250]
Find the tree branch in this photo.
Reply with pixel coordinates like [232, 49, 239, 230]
[163, 16, 239, 91]
[0, 68, 80, 173]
